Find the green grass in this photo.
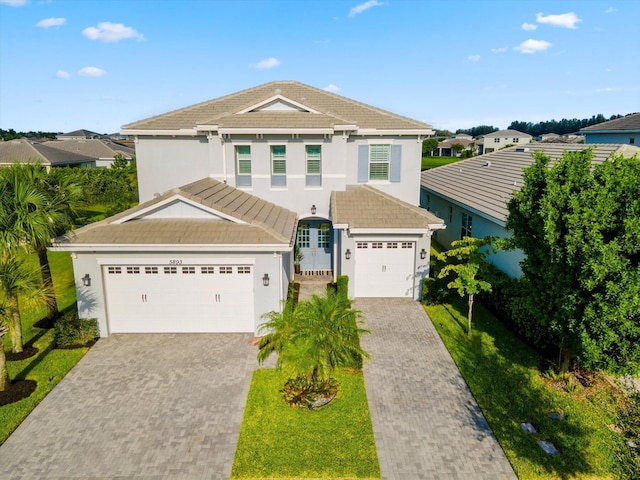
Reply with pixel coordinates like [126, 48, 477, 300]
[232, 369, 380, 479]
[1, 251, 89, 445]
[421, 156, 462, 170]
[425, 298, 620, 480]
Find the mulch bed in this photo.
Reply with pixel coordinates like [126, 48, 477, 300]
[0, 380, 37, 406]
[6, 346, 39, 362]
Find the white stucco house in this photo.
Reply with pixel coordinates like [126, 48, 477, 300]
[420, 143, 640, 278]
[51, 81, 444, 336]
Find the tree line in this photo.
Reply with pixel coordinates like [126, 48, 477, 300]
[1, 129, 61, 141]
[454, 113, 634, 138]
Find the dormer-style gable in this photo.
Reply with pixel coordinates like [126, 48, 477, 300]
[237, 94, 321, 114]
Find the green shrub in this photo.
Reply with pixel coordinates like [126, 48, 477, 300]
[280, 376, 339, 408]
[54, 311, 98, 348]
[336, 275, 349, 301]
[421, 254, 453, 305]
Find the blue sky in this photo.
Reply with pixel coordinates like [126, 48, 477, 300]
[1, 0, 638, 134]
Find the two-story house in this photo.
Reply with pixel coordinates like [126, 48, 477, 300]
[477, 129, 532, 154]
[51, 81, 444, 336]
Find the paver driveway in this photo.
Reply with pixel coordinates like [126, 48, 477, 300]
[0, 333, 258, 479]
[358, 298, 517, 480]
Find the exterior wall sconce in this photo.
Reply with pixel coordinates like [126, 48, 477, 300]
[263, 273, 270, 287]
[420, 248, 427, 260]
[311, 204, 317, 215]
[82, 274, 91, 287]
[345, 249, 351, 260]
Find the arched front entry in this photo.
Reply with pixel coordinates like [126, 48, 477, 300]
[296, 219, 333, 273]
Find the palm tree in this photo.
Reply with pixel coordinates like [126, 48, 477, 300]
[258, 288, 369, 386]
[0, 252, 53, 354]
[0, 164, 82, 321]
[0, 321, 9, 391]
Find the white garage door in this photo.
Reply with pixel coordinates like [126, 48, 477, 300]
[103, 264, 254, 333]
[354, 241, 415, 298]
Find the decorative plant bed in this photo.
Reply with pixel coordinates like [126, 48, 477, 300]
[306, 393, 336, 410]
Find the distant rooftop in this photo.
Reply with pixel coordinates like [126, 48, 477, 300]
[580, 112, 640, 132]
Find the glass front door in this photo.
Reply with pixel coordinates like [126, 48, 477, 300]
[297, 220, 332, 271]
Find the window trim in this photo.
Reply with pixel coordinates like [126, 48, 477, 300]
[270, 145, 287, 187]
[461, 212, 473, 239]
[368, 144, 391, 181]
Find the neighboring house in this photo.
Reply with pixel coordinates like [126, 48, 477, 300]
[539, 133, 559, 141]
[57, 129, 105, 140]
[478, 129, 532, 155]
[51, 81, 445, 337]
[436, 137, 475, 157]
[42, 139, 136, 167]
[580, 112, 640, 145]
[420, 143, 640, 278]
[0, 138, 96, 168]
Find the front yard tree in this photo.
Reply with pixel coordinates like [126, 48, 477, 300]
[0, 164, 82, 321]
[0, 322, 9, 391]
[506, 149, 640, 373]
[257, 288, 369, 406]
[0, 252, 52, 353]
[422, 138, 439, 157]
[437, 236, 495, 336]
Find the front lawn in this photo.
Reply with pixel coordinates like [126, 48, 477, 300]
[1, 251, 89, 445]
[232, 368, 380, 479]
[425, 299, 623, 479]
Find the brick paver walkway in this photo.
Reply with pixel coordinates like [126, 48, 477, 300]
[358, 298, 517, 480]
[0, 333, 258, 479]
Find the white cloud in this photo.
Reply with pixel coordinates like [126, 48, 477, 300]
[78, 66, 106, 77]
[36, 17, 66, 28]
[514, 39, 552, 54]
[252, 57, 280, 69]
[56, 70, 70, 79]
[82, 22, 145, 42]
[467, 54, 481, 62]
[491, 46, 508, 53]
[536, 12, 581, 29]
[349, 0, 383, 17]
[522, 22, 537, 31]
[0, 0, 28, 6]
[324, 84, 341, 93]
[605, 7, 617, 14]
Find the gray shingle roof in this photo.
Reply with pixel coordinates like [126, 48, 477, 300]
[54, 178, 297, 247]
[42, 139, 135, 159]
[123, 81, 431, 132]
[331, 185, 443, 229]
[580, 112, 640, 132]
[421, 144, 640, 224]
[57, 129, 103, 139]
[0, 139, 95, 166]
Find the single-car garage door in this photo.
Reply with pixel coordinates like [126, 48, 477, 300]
[354, 241, 415, 297]
[103, 264, 254, 333]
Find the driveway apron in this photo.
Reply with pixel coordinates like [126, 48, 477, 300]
[0, 333, 258, 479]
[358, 298, 517, 480]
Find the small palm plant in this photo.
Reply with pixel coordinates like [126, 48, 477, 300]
[257, 286, 369, 407]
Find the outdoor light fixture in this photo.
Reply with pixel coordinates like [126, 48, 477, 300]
[345, 249, 351, 260]
[420, 248, 427, 260]
[311, 204, 317, 215]
[81, 274, 91, 287]
[262, 273, 270, 287]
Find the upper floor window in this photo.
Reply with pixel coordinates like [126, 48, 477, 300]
[513, 137, 520, 143]
[461, 213, 473, 239]
[369, 144, 390, 180]
[493, 137, 500, 143]
[271, 145, 286, 187]
[236, 146, 251, 187]
[358, 144, 401, 183]
[305, 145, 322, 187]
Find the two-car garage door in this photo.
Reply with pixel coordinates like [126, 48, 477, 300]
[103, 263, 254, 333]
[354, 241, 415, 298]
